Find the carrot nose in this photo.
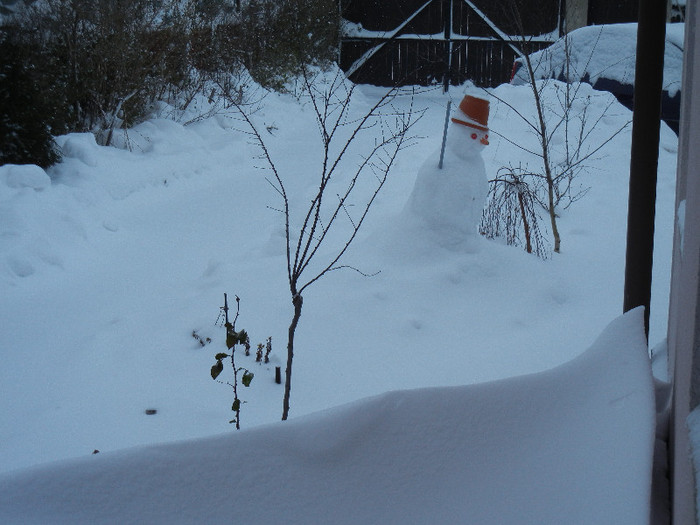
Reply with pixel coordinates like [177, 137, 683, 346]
[480, 136, 489, 146]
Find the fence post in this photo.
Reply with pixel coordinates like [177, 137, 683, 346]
[443, 0, 453, 92]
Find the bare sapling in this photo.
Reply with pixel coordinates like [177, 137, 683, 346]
[225, 67, 420, 420]
[486, 2, 630, 253]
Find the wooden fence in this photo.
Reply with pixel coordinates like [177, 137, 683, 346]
[339, 0, 560, 88]
[340, 36, 553, 87]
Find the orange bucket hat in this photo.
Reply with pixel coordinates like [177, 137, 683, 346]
[451, 95, 489, 132]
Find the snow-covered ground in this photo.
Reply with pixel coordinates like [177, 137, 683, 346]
[0, 69, 677, 521]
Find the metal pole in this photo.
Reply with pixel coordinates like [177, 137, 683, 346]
[622, 0, 667, 337]
[438, 100, 452, 169]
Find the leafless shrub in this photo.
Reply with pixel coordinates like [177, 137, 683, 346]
[480, 165, 549, 259]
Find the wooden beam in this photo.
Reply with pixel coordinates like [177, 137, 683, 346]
[623, 0, 667, 336]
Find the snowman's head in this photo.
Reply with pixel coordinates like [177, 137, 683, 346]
[449, 95, 490, 152]
[447, 121, 488, 159]
[453, 123, 489, 146]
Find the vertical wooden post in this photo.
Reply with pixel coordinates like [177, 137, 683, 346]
[443, 0, 453, 92]
[622, 0, 667, 337]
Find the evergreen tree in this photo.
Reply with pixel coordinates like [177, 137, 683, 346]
[0, 28, 61, 168]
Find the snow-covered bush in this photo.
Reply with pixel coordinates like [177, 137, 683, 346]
[238, 0, 340, 91]
[2, 0, 340, 154]
[6, 0, 192, 146]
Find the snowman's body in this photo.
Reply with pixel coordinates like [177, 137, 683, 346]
[408, 114, 489, 243]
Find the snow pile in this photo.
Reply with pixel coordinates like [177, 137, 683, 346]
[0, 309, 654, 524]
[512, 23, 684, 96]
[0, 164, 51, 192]
[0, 162, 82, 279]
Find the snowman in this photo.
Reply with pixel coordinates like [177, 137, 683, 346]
[407, 94, 490, 248]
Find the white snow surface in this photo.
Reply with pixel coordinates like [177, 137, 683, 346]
[0, 67, 677, 519]
[0, 308, 655, 524]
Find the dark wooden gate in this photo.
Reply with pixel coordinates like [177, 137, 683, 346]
[340, 0, 562, 88]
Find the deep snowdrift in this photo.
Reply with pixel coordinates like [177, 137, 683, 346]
[0, 308, 654, 524]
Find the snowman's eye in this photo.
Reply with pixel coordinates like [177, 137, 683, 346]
[485, 134, 488, 140]
[471, 133, 477, 140]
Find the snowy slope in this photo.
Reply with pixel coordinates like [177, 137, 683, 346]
[0, 309, 654, 524]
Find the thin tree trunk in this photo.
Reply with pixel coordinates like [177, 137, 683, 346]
[523, 50, 562, 254]
[537, 105, 561, 254]
[517, 191, 532, 254]
[282, 293, 303, 421]
[547, 170, 561, 253]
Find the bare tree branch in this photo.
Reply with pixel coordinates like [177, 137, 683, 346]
[224, 70, 421, 420]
